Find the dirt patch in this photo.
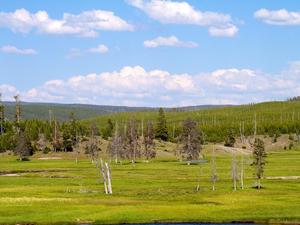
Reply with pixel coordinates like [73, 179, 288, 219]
[0, 169, 66, 176]
[216, 145, 252, 155]
[0, 173, 20, 177]
[266, 176, 300, 180]
[38, 157, 62, 160]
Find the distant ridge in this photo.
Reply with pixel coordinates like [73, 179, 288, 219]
[1, 101, 231, 121]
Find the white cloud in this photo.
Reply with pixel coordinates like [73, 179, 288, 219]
[128, 0, 238, 37]
[144, 36, 198, 48]
[66, 48, 82, 59]
[0, 8, 134, 37]
[254, 8, 300, 25]
[0, 45, 37, 55]
[208, 25, 238, 37]
[88, 44, 109, 53]
[0, 84, 19, 101]
[2, 62, 300, 106]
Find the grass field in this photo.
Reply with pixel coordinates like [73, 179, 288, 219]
[0, 145, 299, 225]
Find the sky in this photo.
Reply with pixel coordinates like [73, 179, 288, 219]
[0, 0, 300, 106]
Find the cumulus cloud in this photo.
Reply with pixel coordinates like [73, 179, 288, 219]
[144, 36, 198, 48]
[0, 84, 19, 101]
[66, 48, 82, 59]
[0, 8, 134, 37]
[66, 44, 109, 58]
[0, 45, 37, 55]
[2, 63, 300, 106]
[127, 0, 238, 37]
[254, 8, 300, 25]
[88, 44, 109, 53]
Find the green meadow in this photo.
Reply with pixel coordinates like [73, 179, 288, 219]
[0, 145, 299, 225]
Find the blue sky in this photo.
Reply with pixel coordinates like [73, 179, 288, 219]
[0, 0, 300, 106]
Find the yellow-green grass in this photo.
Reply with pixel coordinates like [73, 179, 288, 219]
[0, 148, 299, 225]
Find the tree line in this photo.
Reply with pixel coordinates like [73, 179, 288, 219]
[0, 94, 268, 190]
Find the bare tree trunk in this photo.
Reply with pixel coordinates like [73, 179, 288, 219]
[115, 121, 119, 164]
[254, 112, 257, 137]
[54, 120, 57, 152]
[232, 150, 238, 191]
[196, 166, 203, 192]
[240, 154, 244, 190]
[173, 123, 175, 139]
[211, 144, 217, 191]
[100, 159, 108, 194]
[240, 121, 244, 190]
[49, 109, 52, 125]
[0, 93, 3, 135]
[141, 119, 144, 138]
[105, 162, 113, 194]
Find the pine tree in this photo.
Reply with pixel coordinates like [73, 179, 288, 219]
[224, 129, 236, 147]
[155, 108, 169, 141]
[15, 131, 32, 161]
[179, 118, 203, 161]
[144, 120, 156, 160]
[252, 138, 267, 189]
[102, 119, 114, 140]
[69, 112, 78, 146]
[62, 124, 73, 152]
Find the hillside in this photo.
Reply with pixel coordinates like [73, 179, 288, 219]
[85, 101, 300, 142]
[1, 102, 229, 121]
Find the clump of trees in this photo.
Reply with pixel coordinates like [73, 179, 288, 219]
[107, 118, 156, 163]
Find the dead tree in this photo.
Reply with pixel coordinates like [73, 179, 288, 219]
[143, 120, 156, 161]
[254, 112, 257, 137]
[239, 121, 245, 189]
[14, 95, 21, 124]
[231, 150, 238, 191]
[87, 122, 100, 163]
[141, 119, 144, 138]
[0, 93, 4, 135]
[179, 118, 202, 162]
[49, 110, 53, 126]
[100, 159, 108, 194]
[196, 165, 203, 192]
[74, 132, 80, 164]
[99, 159, 112, 194]
[105, 162, 113, 194]
[126, 119, 140, 164]
[53, 119, 58, 151]
[108, 122, 122, 163]
[172, 123, 176, 139]
[211, 144, 217, 191]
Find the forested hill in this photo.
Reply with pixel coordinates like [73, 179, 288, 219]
[85, 101, 300, 142]
[1, 102, 229, 121]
